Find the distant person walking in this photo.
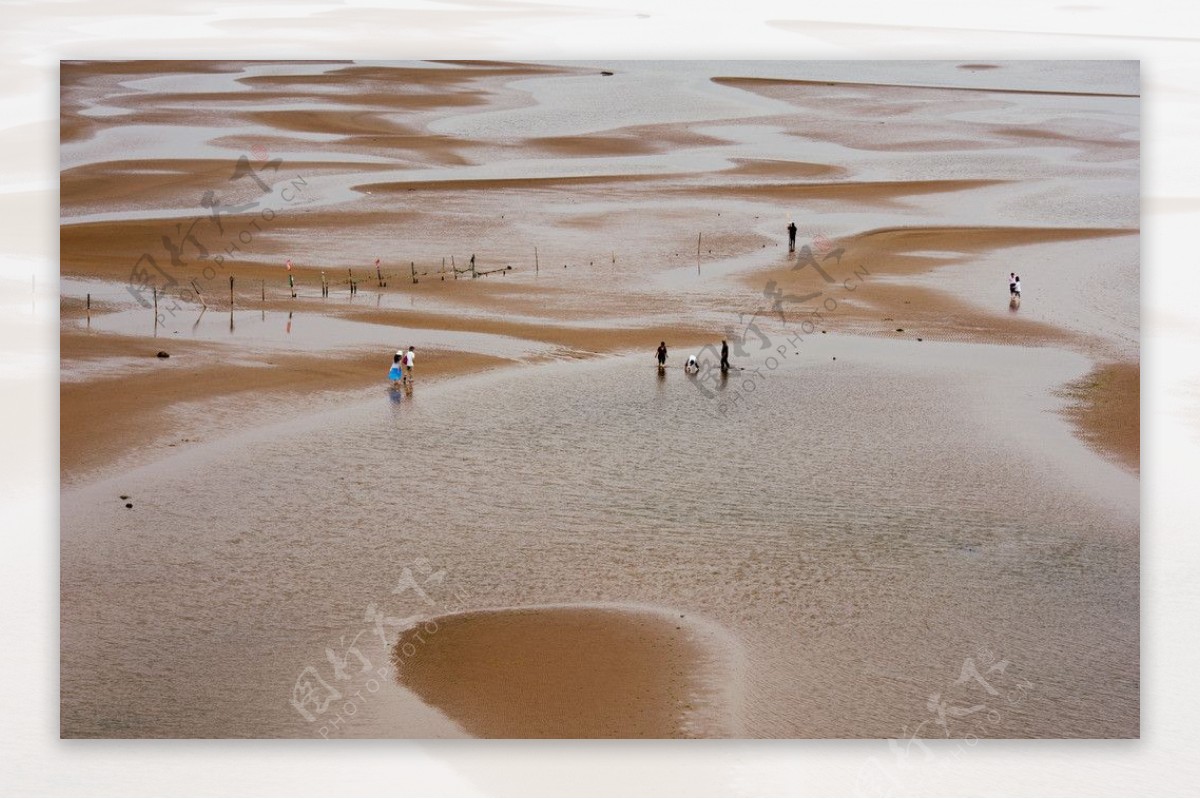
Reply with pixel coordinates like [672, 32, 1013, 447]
[787, 221, 798, 253]
[388, 351, 403, 387]
[720, 339, 730, 374]
[1013, 276, 1022, 299]
[403, 346, 415, 384]
[656, 341, 668, 371]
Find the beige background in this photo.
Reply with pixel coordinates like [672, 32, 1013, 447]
[3, 0, 1196, 794]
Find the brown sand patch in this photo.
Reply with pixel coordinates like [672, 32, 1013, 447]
[60, 159, 397, 213]
[669, 178, 1008, 204]
[244, 109, 418, 137]
[355, 173, 671, 194]
[713, 76, 1138, 99]
[522, 124, 731, 158]
[237, 62, 570, 89]
[1060, 361, 1140, 471]
[393, 606, 733, 738]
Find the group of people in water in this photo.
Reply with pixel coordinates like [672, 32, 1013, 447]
[657, 340, 731, 376]
[388, 346, 416, 388]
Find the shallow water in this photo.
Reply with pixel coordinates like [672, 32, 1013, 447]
[60, 335, 1138, 738]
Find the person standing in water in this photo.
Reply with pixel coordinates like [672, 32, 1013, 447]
[1013, 276, 1022, 299]
[403, 346, 415, 384]
[787, 221, 798, 253]
[656, 341, 668, 371]
[388, 351, 403, 387]
[720, 339, 730, 374]
[1009, 272, 1017, 297]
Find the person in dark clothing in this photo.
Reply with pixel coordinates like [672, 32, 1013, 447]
[656, 341, 668, 371]
[720, 339, 730, 374]
[787, 221, 798, 252]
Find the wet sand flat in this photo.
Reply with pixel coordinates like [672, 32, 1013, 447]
[59, 60, 1139, 739]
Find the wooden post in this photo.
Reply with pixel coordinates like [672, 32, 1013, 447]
[470, 254, 476, 279]
[411, 261, 417, 284]
[86, 293, 90, 314]
[230, 276, 235, 308]
[452, 255, 457, 280]
[152, 287, 157, 335]
[191, 279, 207, 308]
[697, 233, 702, 275]
[260, 280, 264, 303]
[535, 246, 539, 275]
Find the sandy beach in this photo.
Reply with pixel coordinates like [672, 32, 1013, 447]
[59, 60, 1139, 739]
